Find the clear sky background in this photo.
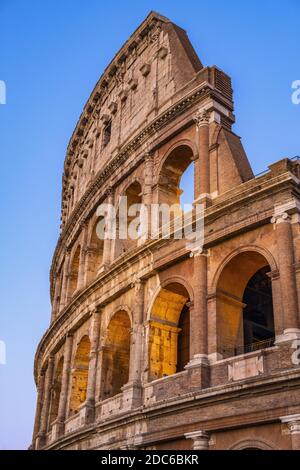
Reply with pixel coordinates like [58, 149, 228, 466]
[0, 0, 299, 450]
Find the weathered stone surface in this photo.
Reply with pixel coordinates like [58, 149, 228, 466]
[32, 12, 300, 451]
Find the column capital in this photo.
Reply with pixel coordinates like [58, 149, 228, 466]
[185, 430, 210, 450]
[190, 248, 209, 258]
[281, 414, 300, 450]
[79, 218, 89, 229]
[144, 150, 154, 161]
[90, 305, 102, 317]
[280, 414, 300, 433]
[48, 354, 55, 364]
[130, 277, 145, 290]
[105, 186, 114, 198]
[193, 108, 210, 128]
[271, 212, 291, 224]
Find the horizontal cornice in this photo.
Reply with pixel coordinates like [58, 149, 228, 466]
[51, 82, 214, 285]
[36, 171, 299, 382]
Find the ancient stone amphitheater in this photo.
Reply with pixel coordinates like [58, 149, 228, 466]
[32, 12, 300, 450]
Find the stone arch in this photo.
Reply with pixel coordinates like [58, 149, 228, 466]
[213, 248, 276, 357]
[69, 335, 91, 415]
[68, 245, 81, 297]
[211, 245, 278, 293]
[148, 282, 191, 380]
[147, 276, 194, 322]
[105, 304, 133, 331]
[157, 139, 198, 177]
[101, 310, 131, 399]
[229, 438, 275, 450]
[114, 180, 143, 258]
[48, 356, 64, 427]
[156, 143, 195, 211]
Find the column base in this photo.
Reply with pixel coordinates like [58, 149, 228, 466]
[83, 401, 96, 425]
[275, 328, 300, 344]
[97, 264, 109, 275]
[185, 354, 210, 368]
[52, 420, 65, 440]
[122, 381, 142, 411]
[35, 432, 46, 450]
[185, 355, 210, 389]
[193, 194, 212, 208]
[208, 352, 223, 363]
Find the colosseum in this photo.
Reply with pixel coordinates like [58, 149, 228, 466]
[32, 11, 300, 450]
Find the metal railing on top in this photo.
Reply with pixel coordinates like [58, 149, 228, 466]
[221, 337, 275, 358]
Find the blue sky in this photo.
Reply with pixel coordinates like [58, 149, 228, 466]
[0, 0, 299, 449]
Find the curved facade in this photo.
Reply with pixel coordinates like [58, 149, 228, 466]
[32, 12, 300, 450]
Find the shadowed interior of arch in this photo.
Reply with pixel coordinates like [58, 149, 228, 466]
[114, 181, 142, 258]
[69, 335, 91, 415]
[149, 282, 190, 380]
[216, 251, 275, 357]
[158, 145, 194, 226]
[48, 357, 64, 428]
[87, 217, 104, 282]
[101, 310, 131, 399]
[68, 246, 81, 297]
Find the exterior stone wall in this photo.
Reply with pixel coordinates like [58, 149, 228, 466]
[33, 12, 300, 451]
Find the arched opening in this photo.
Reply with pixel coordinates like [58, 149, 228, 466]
[180, 164, 194, 210]
[158, 145, 194, 211]
[149, 283, 190, 380]
[69, 335, 91, 415]
[177, 304, 190, 372]
[101, 311, 131, 399]
[115, 181, 142, 258]
[86, 218, 104, 282]
[68, 246, 80, 297]
[48, 357, 64, 427]
[216, 251, 275, 358]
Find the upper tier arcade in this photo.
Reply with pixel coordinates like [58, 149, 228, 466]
[61, 11, 246, 227]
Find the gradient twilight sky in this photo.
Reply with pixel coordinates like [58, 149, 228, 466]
[0, 0, 299, 449]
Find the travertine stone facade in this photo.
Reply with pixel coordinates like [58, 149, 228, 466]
[33, 12, 300, 450]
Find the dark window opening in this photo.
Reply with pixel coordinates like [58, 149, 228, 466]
[242, 266, 275, 353]
[103, 120, 111, 147]
[177, 304, 190, 372]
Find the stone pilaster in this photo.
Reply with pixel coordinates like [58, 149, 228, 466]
[193, 108, 211, 205]
[142, 152, 154, 240]
[123, 280, 145, 409]
[32, 370, 46, 448]
[77, 223, 88, 290]
[185, 430, 210, 450]
[51, 272, 62, 323]
[189, 249, 208, 361]
[102, 188, 114, 266]
[280, 414, 300, 450]
[271, 212, 300, 341]
[60, 249, 71, 310]
[185, 249, 210, 387]
[85, 307, 101, 424]
[36, 355, 55, 448]
[53, 334, 73, 439]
